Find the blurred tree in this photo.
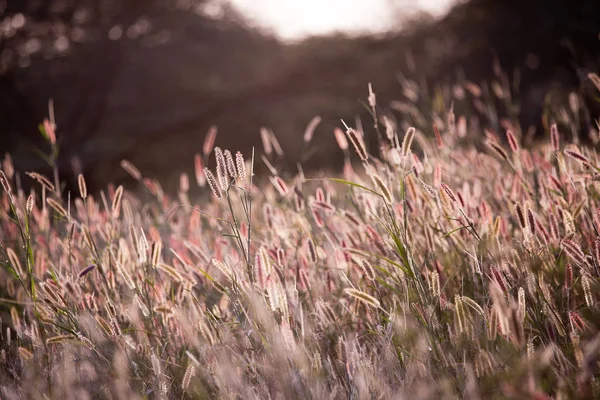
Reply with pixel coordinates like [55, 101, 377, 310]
[0, 0, 279, 183]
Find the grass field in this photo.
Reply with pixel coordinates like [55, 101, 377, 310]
[1, 74, 600, 399]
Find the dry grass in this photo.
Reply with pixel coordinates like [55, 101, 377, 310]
[1, 76, 600, 400]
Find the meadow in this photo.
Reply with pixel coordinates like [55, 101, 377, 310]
[1, 73, 600, 399]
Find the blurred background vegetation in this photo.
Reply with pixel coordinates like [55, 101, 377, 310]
[1, 0, 599, 191]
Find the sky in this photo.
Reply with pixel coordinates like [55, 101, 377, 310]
[228, 0, 455, 40]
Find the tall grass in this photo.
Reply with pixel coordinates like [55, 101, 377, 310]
[1, 74, 600, 399]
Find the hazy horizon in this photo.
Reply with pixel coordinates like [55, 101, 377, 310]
[228, 0, 455, 40]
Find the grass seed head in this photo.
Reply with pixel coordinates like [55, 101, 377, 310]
[78, 264, 96, 278]
[78, 174, 87, 199]
[550, 124, 560, 151]
[214, 147, 229, 191]
[224, 149, 237, 179]
[564, 148, 590, 166]
[334, 127, 349, 150]
[203, 125, 218, 156]
[346, 127, 368, 162]
[368, 82, 376, 108]
[401, 127, 415, 156]
[120, 160, 142, 180]
[371, 174, 393, 204]
[506, 130, 519, 153]
[260, 127, 273, 155]
[345, 288, 380, 308]
[304, 116, 322, 143]
[194, 154, 206, 187]
[204, 167, 222, 199]
[235, 151, 246, 181]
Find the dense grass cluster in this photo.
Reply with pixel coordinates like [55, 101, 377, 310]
[1, 74, 600, 399]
